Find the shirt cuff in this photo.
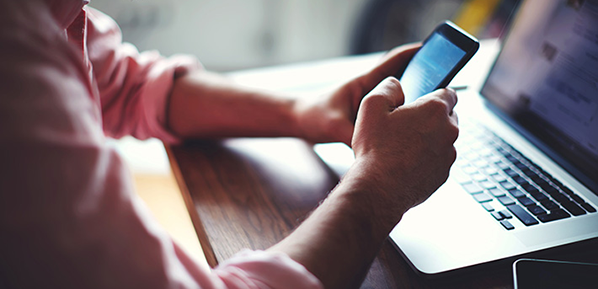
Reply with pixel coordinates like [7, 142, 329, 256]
[214, 249, 323, 289]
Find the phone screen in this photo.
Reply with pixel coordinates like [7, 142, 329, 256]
[399, 32, 467, 103]
[514, 259, 598, 289]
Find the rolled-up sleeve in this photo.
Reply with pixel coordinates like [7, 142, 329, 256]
[86, 8, 200, 144]
[0, 2, 322, 289]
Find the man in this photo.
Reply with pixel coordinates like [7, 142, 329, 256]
[0, 1, 458, 288]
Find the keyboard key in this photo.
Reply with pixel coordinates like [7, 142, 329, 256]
[471, 173, 487, 181]
[519, 197, 536, 207]
[506, 155, 518, 163]
[500, 181, 516, 190]
[490, 173, 507, 182]
[495, 161, 509, 170]
[473, 192, 493, 203]
[537, 181, 557, 194]
[545, 186, 559, 195]
[478, 180, 496, 189]
[483, 167, 498, 175]
[521, 183, 537, 192]
[491, 211, 504, 220]
[514, 162, 528, 170]
[498, 196, 516, 206]
[495, 146, 507, 154]
[499, 210, 513, 219]
[506, 204, 539, 226]
[529, 191, 548, 202]
[547, 174, 561, 185]
[500, 220, 515, 230]
[581, 202, 596, 213]
[529, 174, 543, 184]
[461, 182, 483, 194]
[537, 209, 570, 223]
[541, 200, 560, 211]
[487, 155, 501, 163]
[561, 186, 576, 196]
[481, 202, 495, 212]
[503, 168, 518, 177]
[552, 192, 570, 203]
[560, 201, 586, 216]
[512, 176, 527, 184]
[528, 205, 547, 216]
[570, 194, 585, 204]
[519, 167, 533, 176]
[488, 187, 506, 197]
[508, 188, 526, 199]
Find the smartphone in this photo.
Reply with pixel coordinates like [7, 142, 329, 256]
[398, 20, 479, 103]
[513, 258, 598, 289]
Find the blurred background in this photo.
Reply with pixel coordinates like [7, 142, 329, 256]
[91, 0, 520, 72]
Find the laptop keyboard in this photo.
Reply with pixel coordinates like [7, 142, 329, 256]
[454, 122, 596, 230]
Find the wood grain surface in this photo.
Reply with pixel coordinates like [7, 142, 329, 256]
[167, 137, 597, 288]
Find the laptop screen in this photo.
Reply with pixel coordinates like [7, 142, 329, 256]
[480, 0, 598, 191]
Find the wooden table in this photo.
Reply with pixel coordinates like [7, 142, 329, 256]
[165, 41, 598, 288]
[166, 136, 598, 288]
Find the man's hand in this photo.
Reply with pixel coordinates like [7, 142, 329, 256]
[345, 77, 459, 229]
[293, 44, 421, 145]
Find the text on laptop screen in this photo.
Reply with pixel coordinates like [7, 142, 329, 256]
[400, 33, 466, 103]
[481, 0, 598, 188]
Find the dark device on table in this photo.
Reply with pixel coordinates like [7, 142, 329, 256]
[513, 258, 598, 289]
[398, 20, 479, 103]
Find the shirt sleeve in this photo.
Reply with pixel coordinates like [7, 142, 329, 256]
[86, 7, 200, 144]
[0, 2, 322, 289]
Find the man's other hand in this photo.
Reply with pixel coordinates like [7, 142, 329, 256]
[293, 44, 421, 145]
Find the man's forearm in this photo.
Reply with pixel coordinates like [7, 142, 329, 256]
[268, 162, 408, 289]
[167, 70, 301, 139]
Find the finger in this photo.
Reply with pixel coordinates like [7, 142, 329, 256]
[450, 110, 459, 126]
[420, 88, 458, 115]
[360, 77, 405, 113]
[449, 112, 459, 143]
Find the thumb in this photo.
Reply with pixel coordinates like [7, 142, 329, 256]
[359, 77, 405, 114]
[351, 77, 405, 152]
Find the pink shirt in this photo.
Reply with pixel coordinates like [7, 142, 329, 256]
[0, 1, 322, 288]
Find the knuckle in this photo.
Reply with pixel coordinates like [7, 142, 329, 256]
[448, 123, 460, 142]
[445, 88, 458, 101]
[437, 87, 456, 99]
[386, 76, 402, 87]
[424, 98, 448, 115]
[449, 146, 458, 164]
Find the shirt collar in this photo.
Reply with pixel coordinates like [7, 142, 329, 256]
[49, 0, 90, 28]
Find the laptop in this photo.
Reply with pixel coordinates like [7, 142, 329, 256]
[315, 0, 598, 275]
